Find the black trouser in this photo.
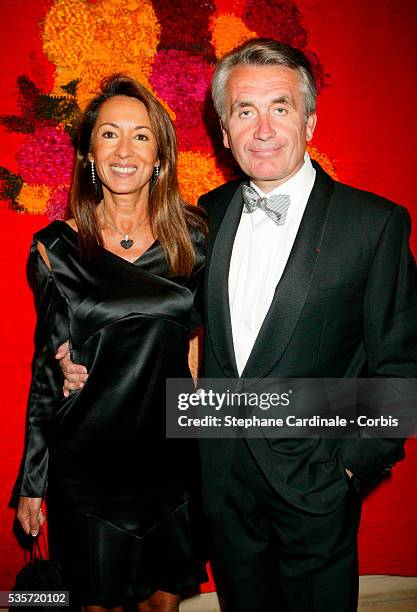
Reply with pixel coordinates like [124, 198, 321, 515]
[209, 440, 361, 612]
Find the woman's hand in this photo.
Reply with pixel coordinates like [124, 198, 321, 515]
[55, 340, 88, 397]
[17, 497, 44, 536]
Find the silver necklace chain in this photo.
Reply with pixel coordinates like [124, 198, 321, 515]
[100, 203, 148, 250]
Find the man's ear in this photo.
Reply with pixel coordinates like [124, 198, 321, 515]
[306, 113, 317, 143]
[220, 119, 230, 149]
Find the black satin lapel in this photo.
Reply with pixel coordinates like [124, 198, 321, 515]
[242, 165, 335, 378]
[206, 183, 246, 378]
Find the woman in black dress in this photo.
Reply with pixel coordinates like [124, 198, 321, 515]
[15, 75, 206, 611]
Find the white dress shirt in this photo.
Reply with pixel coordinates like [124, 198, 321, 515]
[228, 153, 316, 375]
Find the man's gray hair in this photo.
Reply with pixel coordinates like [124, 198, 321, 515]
[212, 38, 317, 125]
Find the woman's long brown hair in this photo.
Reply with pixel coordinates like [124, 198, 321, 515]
[70, 74, 207, 276]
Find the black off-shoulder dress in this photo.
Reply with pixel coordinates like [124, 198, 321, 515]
[14, 220, 206, 607]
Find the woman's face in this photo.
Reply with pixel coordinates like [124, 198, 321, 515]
[89, 95, 159, 198]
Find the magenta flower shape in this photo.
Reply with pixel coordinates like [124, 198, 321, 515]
[175, 116, 213, 152]
[46, 185, 70, 221]
[150, 50, 216, 150]
[150, 50, 214, 111]
[18, 126, 74, 187]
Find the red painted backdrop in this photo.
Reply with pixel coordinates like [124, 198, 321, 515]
[0, 0, 416, 591]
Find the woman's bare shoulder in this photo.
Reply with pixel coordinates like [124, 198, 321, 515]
[65, 218, 78, 232]
[33, 219, 77, 269]
[36, 241, 51, 269]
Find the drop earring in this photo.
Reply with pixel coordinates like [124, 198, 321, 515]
[90, 160, 96, 184]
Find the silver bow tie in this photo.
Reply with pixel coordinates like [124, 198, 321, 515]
[242, 184, 291, 225]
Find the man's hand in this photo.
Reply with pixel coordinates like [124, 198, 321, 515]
[55, 340, 88, 397]
[17, 497, 44, 536]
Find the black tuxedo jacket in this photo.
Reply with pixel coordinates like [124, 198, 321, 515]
[197, 161, 417, 519]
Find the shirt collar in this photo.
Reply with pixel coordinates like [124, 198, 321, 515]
[249, 152, 315, 199]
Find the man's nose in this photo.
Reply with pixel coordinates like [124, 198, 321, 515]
[255, 114, 276, 140]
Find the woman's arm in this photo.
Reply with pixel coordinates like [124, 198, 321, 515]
[14, 241, 69, 508]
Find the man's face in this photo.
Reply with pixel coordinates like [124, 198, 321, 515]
[221, 64, 317, 193]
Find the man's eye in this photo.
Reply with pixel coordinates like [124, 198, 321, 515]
[239, 110, 253, 118]
[275, 107, 287, 115]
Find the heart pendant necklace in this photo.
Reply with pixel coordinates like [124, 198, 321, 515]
[120, 235, 134, 250]
[101, 203, 148, 250]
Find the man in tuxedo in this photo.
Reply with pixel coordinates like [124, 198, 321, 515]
[196, 38, 416, 611]
[58, 39, 417, 611]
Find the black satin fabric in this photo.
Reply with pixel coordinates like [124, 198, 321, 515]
[14, 220, 206, 606]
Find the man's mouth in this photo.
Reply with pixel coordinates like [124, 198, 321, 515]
[249, 146, 283, 157]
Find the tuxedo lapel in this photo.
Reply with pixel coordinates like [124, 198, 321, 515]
[241, 164, 335, 378]
[206, 183, 245, 378]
